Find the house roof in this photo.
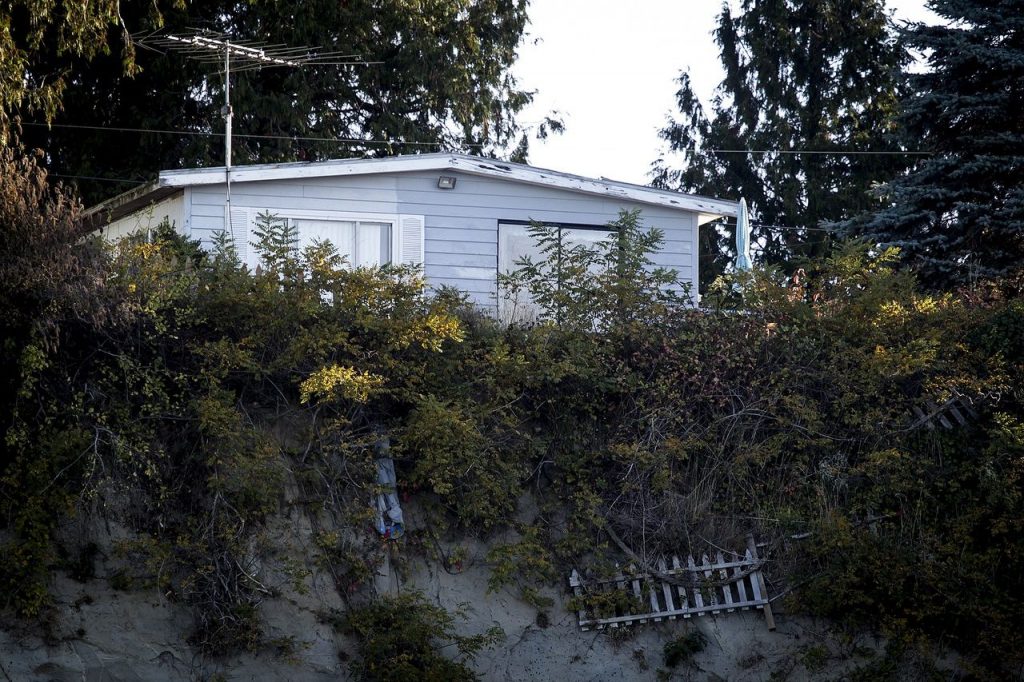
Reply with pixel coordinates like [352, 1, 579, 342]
[84, 181, 179, 227]
[87, 152, 739, 223]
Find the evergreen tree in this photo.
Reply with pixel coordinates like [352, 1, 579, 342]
[852, 0, 1024, 288]
[0, 0, 166, 143]
[653, 0, 908, 289]
[18, 0, 542, 204]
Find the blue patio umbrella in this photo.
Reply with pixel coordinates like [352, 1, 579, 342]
[736, 197, 753, 271]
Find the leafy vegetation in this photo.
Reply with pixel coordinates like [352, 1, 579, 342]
[0, 0, 175, 142]
[663, 630, 707, 668]
[1, 150, 1023, 676]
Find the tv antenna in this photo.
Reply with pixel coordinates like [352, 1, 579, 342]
[135, 29, 379, 223]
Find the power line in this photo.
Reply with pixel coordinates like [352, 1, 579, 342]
[20, 121, 486, 149]
[49, 173, 147, 185]
[699, 148, 933, 156]
[718, 219, 838, 233]
[23, 122, 930, 157]
[754, 222, 836, 233]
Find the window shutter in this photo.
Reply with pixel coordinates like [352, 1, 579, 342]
[228, 206, 257, 269]
[396, 214, 425, 268]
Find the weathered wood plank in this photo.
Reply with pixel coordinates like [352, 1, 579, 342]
[701, 554, 721, 614]
[571, 541, 773, 630]
[569, 569, 590, 631]
[717, 551, 736, 611]
[630, 568, 646, 624]
[734, 562, 750, 604]
[747, 535, 776, 631]
[659, 559, 676, 619]
[687, 555, 704, 610]
[648, 575, 661, 619]
[657, 557, 754, 573]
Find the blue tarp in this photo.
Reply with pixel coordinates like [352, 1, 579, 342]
[373, 437, 404, 539]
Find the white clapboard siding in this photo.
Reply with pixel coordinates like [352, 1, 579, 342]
[181, 168, 701, 311]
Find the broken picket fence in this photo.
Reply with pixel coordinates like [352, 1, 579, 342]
[568, 537, 775, 631]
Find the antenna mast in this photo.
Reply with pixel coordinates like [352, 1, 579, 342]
[136, 30, 377, 229]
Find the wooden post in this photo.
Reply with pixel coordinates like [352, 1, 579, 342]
[746, 534, 776, 630]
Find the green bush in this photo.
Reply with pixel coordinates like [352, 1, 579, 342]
[343, 592, 502, 681]
[2, 152, 1023, 675]
[663, 631, 706, 668]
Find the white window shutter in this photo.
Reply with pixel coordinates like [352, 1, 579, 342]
[396, 214, 425, 268]
[228, 206, 257, 269]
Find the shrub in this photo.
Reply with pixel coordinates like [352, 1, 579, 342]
[343, 592, 503, 681]
[663, 631, 707, 668]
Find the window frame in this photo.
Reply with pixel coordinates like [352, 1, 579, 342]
[277, 208, 401, 268]
[497, 219, 617, 323]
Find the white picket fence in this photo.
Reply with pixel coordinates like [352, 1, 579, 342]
[568, 537, 775, 630]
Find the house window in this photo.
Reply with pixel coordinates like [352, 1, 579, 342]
[230, 207, 424, 272]
[498, 222, 613, 274]
[497, 221, 614, 322]
[292, 218, 392, 268]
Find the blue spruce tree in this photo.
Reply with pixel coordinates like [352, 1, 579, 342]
[855, 0, 1024, 287]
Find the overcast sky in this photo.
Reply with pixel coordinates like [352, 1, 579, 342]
[512, 0, 939, 185]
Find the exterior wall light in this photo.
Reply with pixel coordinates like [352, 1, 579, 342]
[437, 175, 457, 190]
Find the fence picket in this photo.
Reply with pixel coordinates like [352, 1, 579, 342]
[672, 555, 690, 616]
[658, 558, 676, 620]
[746, 535, 776, 630]
[687, 555, 704, 610]
[569, 569, 590, 631]
[717, 551, 736, 611]
[734, 561, 749, 604]
[701, 554, 720, 614]
[630, 566, 646, 624]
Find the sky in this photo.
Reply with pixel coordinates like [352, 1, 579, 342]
[511, 0, 939, 185]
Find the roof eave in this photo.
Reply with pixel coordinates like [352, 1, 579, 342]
[83, 181, 182, 227]
[158, 155, 458, 187]
[154, 153, 738, 217]
[447, 156, 738, 217]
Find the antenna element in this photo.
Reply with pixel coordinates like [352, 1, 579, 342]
[135, 29, 379, 229]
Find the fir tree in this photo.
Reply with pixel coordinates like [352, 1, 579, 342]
[852, 0, 1024, 287]
[18, 0, 542, 204]
[653, 0, 908, 289]
[0, 0, 167, 142]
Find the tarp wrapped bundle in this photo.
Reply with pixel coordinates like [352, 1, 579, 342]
[373, 436, 404, 539]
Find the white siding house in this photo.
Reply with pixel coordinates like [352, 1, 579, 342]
[87, 153, 738, 313]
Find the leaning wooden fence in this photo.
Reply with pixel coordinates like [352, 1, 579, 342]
[568, 537, 775, 631]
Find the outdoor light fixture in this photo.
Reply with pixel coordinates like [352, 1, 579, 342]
[437, 175, 457, 190]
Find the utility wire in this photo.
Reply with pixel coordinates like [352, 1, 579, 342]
[20, 121, 487, 149]
[752, 222, 835, 233]
[719, 219, 838, 233]
[22, 122, 934, 156]
[49, 173, 147, 185]
[697, 148, 933, 156]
